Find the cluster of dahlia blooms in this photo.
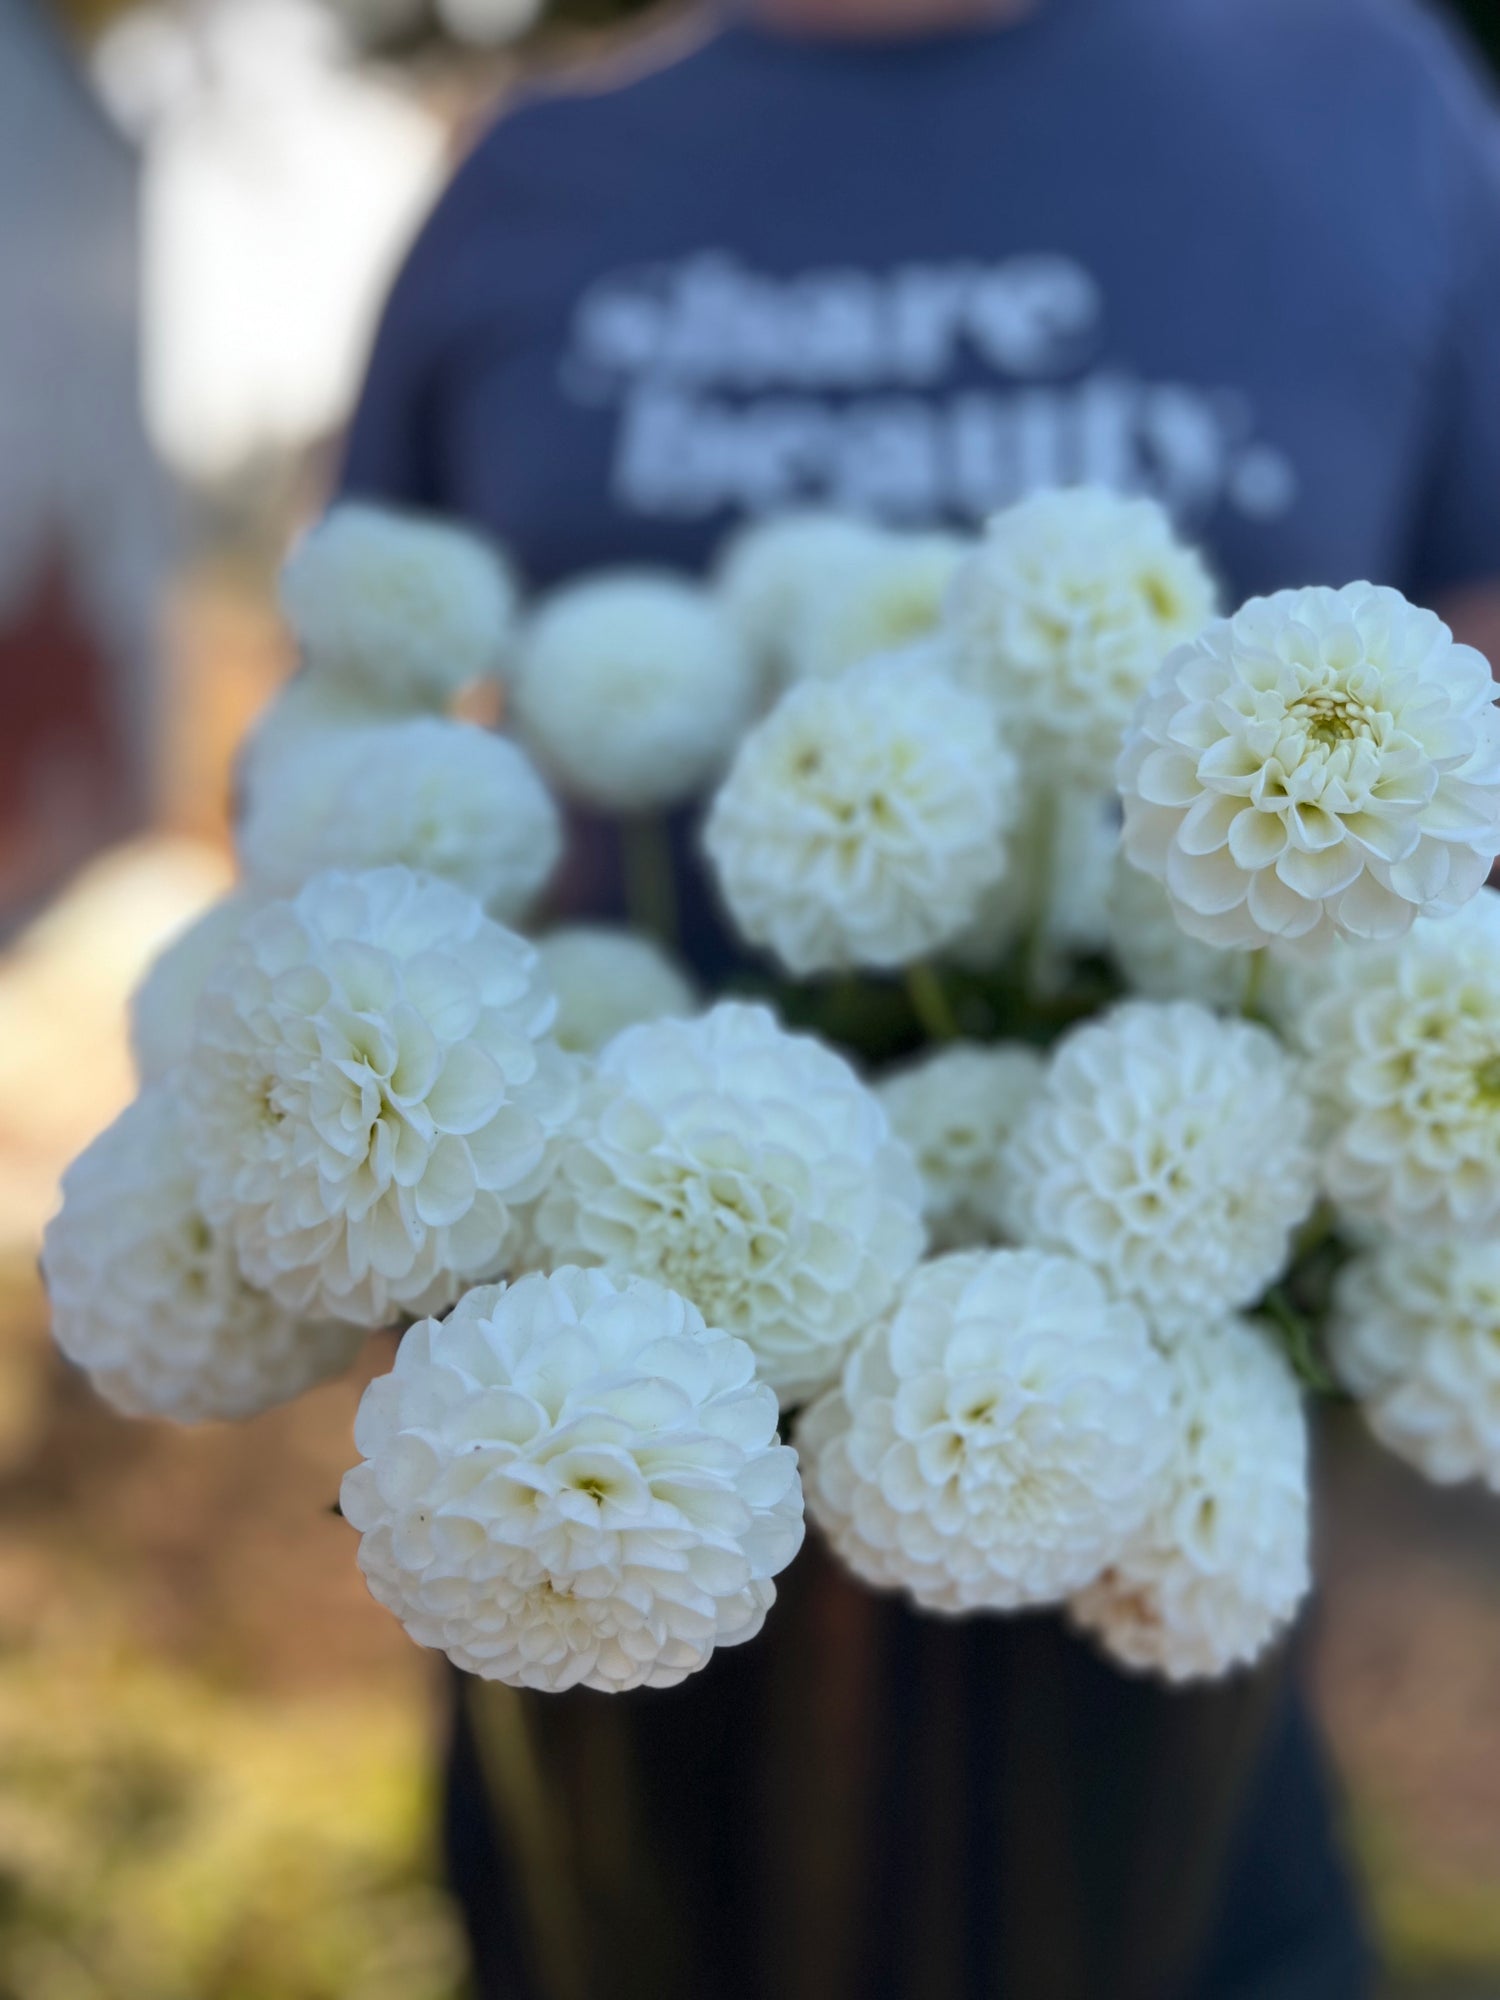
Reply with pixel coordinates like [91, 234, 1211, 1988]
[44, 490, 1500, 1694]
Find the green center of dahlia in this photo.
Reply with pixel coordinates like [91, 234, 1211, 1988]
[1291, 691, 1371, 747]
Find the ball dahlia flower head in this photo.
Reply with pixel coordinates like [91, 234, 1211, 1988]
[999, 999, 1318, 1344]
[943, 485, 1219, 793]
[1290, 890, 1500, 1241]
[704, 648, 1020, 977]
[238, 713, 562, 927]
[1071, 1315, 1310, 1683]
[341, 1266, 805, 1691]
[1331, 1238, 1500, 1493]
[529, 1000, 926, 1407]
[181, 866, 578, 1328]
[280, 501, 518, 707]
[797, 1247, 1176, 1615]
[44, 1088, 363, 1424]
[1118, 581, 1500, 956]
[511, 569, 758, 813]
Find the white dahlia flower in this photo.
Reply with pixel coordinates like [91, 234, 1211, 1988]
[341, 1267, 804, 1690]
[130, 891, 261, 1082]
[531, 1002, 925, 1405]
[1118, 583, 1500, 956]
[280, 502, 516, 705]
[716, 510, 880, 680]
[1294, 894, 1500, 1238]
[704, 652, 1020, 977]
[786, 531, 969, 682]
[238, 716, 562, 925]
[44, 1091, 362, 1422]
[536, 926, 697, 1054]
[797, 1249, 1173, 1613]
[181, 867, 577, 1326]
[239, 672, 413, 808]
[1071, 1316, 1309, 1682]
[512, 572, 757, 813]
[877, 1043, 1045, 1250]
[1001, 1001, 1316, 1340]
[945, 488, 1217, 790]
[1331, 1240, 1500, 1489]
[1106, 852, 1257, 1011]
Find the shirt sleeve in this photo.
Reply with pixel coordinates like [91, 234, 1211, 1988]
[338, 102, 522, 509]
[1403, 17, 1500, 597]
[338, 218, 449, 510]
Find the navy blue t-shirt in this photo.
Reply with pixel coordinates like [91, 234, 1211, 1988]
[343, 14, 1459, 1994]
[344, 0, 1500, 608]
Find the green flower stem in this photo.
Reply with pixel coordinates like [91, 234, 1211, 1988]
[1241, 947, 1270, 1022]
[1290, 1201, 1339, 1266]
[1023, 788, 1059, 1000]
[621, 814, 678, 949]
[906, 962, 960, 1042]
[1261, 1286, 1339, 1397]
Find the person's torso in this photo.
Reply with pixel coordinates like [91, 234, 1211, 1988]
[388, 0, 1486, 602]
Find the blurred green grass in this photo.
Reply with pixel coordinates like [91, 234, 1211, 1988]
[0, 1254, 468, 2000]
[0, 1635, 465, 2000]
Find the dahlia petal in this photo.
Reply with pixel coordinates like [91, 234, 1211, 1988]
[1165, 843, 1249, 916]
[1225, 807, 1286, 871]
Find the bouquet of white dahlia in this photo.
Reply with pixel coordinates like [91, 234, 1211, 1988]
[44, 489, 1500, 1694]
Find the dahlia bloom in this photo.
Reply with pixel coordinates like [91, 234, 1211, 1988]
[1293, 893, 1500, 1239]
[239, 672, 410, 807]
[797, 1249, 1173, 1613]
[1118, 583, 1500, 954]
[44, 1090, 362, 1422]
[182, 867, 576, 1326]
[876, 1042, 1045, 1250]
[239, 716, 562, 925]
[786, 530, 969, 682]
[1000, 1001, 1316, 1341]
[715, 510, 881, 682]
[130, 890, 261, 1082]
[281, 502, 516, 704]
[1072, 1316, 1309, 1682]
[530, 1002, 925, 1405]
[704, 651, 1019, 976]
[536, 926, 698, 1054]
[1331, 1240, 1500, 1490]
[512, 571, 757, 812]
[945, 487, 1217, 789]
[342, 1267, 804, 1690]
[1106, 852, 1257, 1012]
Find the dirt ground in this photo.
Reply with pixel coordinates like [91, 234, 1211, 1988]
[1313, 1416, 1500, 1989]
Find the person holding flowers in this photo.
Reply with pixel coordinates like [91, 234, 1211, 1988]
[42, 0, 1500, 1995]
